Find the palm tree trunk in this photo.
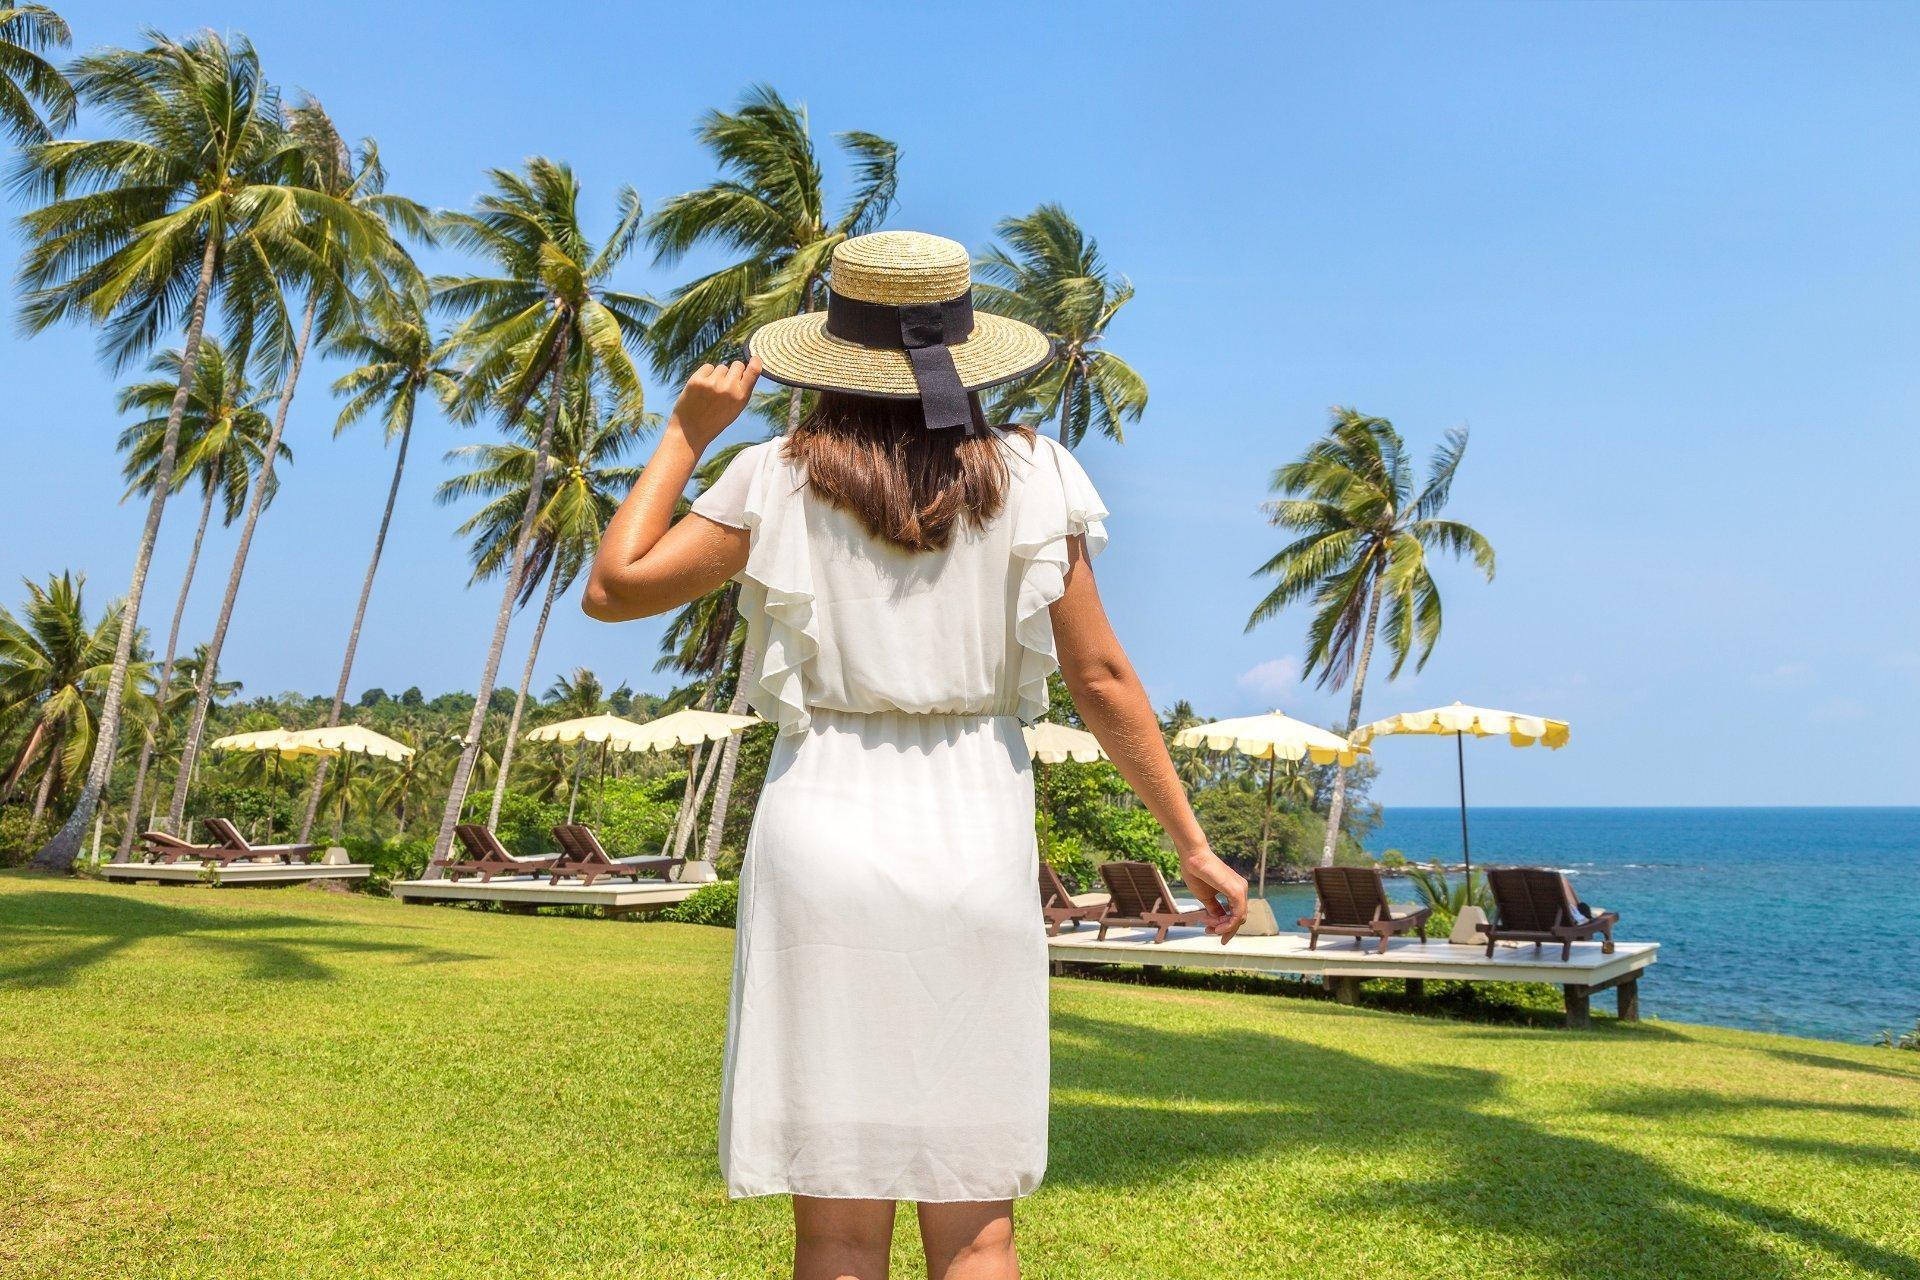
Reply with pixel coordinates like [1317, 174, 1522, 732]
[165, 294, 318, 832]
[116, 470, 218, 861]
[27, 727, 63, 833]
[2, 720, 47, 803]
[1057, 367, 1075, 448]
[428, 330, 572, 874]
[486, 561, 561, 830]
[34, 234, 222, 872]
[700, 655, 757, 860]
[298, 405, 416, 843]
[1318, 578, 1384, 866]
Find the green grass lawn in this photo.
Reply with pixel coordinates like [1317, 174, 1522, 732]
[4, 873, 1918, 1279]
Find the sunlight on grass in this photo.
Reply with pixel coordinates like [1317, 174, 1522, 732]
[2, 872, 1916, 1279]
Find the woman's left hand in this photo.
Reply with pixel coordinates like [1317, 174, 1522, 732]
[1179, 848, 1248, 943]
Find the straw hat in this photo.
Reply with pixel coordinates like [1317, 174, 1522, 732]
[748, 231, 1052, 408]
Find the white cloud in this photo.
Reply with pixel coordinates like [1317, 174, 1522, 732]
[1237, 657, 1300, 699]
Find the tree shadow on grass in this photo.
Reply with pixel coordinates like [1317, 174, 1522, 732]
[1758, 1046, 1920, 1082]
[0, 889, 477, 989]
[1047, 1009, 1920, 1279]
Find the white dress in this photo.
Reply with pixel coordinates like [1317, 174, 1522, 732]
[689, 431, 1108, 1203]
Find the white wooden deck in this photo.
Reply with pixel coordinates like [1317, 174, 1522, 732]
[391, 875, 699, 915]
[1047, 924, 1658, 1026]
[99, 861, 371, 886]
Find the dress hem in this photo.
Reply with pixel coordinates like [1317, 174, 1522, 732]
[727, 1181, 1043, 1204]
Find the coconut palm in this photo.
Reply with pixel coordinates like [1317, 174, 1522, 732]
[425, 158, 653, 868]
[164, 98, 416, 833]
[975, 204, 1147, 449]
[11, 31, 320, 869]
[0, 5, 73, 146]
[436, 375, 648, 829]
[112, 339, 285, 859]
[371, 728, 438, 835]
[0, 573, 146, 836]
[646, 84, 898, 427]
[1247, 409, 1495, 864]
[295, 282, 457, 842]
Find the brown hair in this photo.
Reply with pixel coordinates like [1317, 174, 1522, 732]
[783, 391, 1032, 553]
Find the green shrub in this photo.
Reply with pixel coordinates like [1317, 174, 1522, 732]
[475, 791, 567, 856]
[0, 806, 40, 867]
[1041, 832, 1099, 895]
[595, 775, 682, 855]
[341, 836, 431, 891]
[658, 879, 739, 927]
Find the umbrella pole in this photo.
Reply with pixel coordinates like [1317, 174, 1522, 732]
[1038, 761, 1052, 863]
[1257, 756, 1275, 899]
[596, 741, 609, 826]
[1455, 730, 1472, 882]
[566, 744, 584, 824]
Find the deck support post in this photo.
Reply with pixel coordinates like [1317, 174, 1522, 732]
[1563, 984, 1592, 1029]
[1330, 976, 1361, 1005]
[1404, 978, 1425, 1001]
[1616, 976, 1640, 1022]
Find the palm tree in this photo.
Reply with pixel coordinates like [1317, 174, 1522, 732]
[646, 88, 898, 864]
[542, 666, 609, 821]
[436, 375, 648, 829]
[646, 84, 899, 428]
[0, 573, 145, 836]
[1247, 410, 1495, 864]
[112, 339, 284, 859]
[0, 5, 73, 146]
[371, 727, 437, 835]
[975, 204, 1147, 449]
[164, 97, 412, 833]
[12, 31, 312, 869]
[424, 158, 653, 870]
[295, 282, 456, 843]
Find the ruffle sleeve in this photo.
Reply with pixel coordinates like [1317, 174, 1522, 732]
[691, 441, 819, 736]
[1008, 435, 1110, 724]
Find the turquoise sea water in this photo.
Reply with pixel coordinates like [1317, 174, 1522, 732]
[1257, 807, 1920, 1044]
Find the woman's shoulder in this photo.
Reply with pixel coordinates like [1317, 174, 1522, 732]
[996, 428, 1075, 480]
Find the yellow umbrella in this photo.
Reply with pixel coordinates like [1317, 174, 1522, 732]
[1353, 701, 1570, 875]
[1022, 721, 1106, 764]
[525, 709, 760, 825]
[1173, 712, 1367, 895]
[209, 728, 299, 753]
[279, 724, 415, 761]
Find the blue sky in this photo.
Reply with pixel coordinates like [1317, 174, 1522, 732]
[4, 1, 1917, 806]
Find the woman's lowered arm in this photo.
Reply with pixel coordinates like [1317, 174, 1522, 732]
[1049, 536, 1248, 941]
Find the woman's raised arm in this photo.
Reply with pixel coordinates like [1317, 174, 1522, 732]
[1049, 536, 1249, 941]
[582, 357, 760, 623]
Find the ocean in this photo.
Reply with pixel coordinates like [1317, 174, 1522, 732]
[1254, 807, 1920, 1044]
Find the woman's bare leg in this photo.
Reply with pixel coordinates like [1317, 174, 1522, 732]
[917, 1201, 1017, 1280]
[793, 1196, 896, 1280]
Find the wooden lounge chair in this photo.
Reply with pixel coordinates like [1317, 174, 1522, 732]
[138, 830, 222, 864]
[201, 816, 317, 865]
[441, 823, 560, 882]
[548, 824, 684, 886]
[1039, 862, 1109, 936]
[1297, 866, 1431, 954]
[1484, 867, 1618, 961]
[1095, 860, 1214, 942]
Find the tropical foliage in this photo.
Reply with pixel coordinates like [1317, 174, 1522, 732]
[976, 203, 1147, 447]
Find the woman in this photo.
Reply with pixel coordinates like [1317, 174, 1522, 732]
[585, 231, 1246, 1280]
